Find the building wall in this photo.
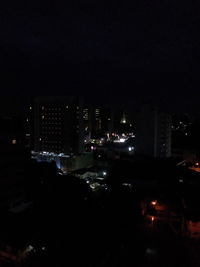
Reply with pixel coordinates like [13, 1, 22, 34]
[136, 107, 171, 158]
[34, 96, 84, 155]
[83, 106, 114, 136]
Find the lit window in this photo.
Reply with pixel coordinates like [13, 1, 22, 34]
[12, 139, 17, 145]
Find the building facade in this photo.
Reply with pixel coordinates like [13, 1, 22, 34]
[83, 106, 114, 137]
[34, 96, 84, 155]
[136, 107, 171, 158]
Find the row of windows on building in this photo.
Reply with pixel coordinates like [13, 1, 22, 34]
[41, 132, 62, 136]
[41, 105, 80, 110]
[41, 126, 62, 130]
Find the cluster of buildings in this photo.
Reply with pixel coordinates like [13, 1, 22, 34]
[22, 97, 172, 172]
[0, 96, 173, 173]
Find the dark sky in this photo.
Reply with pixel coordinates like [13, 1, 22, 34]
[0, 1, 200, 113]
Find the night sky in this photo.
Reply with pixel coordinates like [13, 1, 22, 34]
[0, 1, 200, 113]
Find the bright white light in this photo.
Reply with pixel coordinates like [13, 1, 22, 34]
[26, 245, 35, 253]
[103, 171, 107, 176]
[114, 138, 126, 143]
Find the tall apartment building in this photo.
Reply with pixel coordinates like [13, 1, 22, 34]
[83, 107, 114, 136]
[136, 107, 171, 158]
[34, 96, 84, 155]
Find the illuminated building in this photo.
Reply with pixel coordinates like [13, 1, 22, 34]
[34, 96, 84, 155]
[83, 106, 114, 137]
[136, 107, 171, 158]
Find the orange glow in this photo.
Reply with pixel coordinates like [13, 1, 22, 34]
[12, 139, 17, 145]
[151, 216, 155, 222]
[151, 200, 157, 206]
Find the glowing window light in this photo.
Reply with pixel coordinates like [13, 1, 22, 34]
[12, 139, 17, 145]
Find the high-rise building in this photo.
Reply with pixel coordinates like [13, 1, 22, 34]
[83, 106, 114, 136]
[136, 107, 171, 158]
[33, 96, 84, 155]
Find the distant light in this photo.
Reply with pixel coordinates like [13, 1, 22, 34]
[151, 216, 155, 222]
[29, 106, 32, 110]
[114, 138, 126, 143]
[128, 147, 134, 152]
[26, 245, 35, 253]
[185, 133, 188, 136]
[146, 248, 157, 255]
[103, 171, 107, 176]
[122, 183, 133, 188]
[179, 179, 184, 183]
[151, 201, 157, 206]
[12, 139, 17, 145]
